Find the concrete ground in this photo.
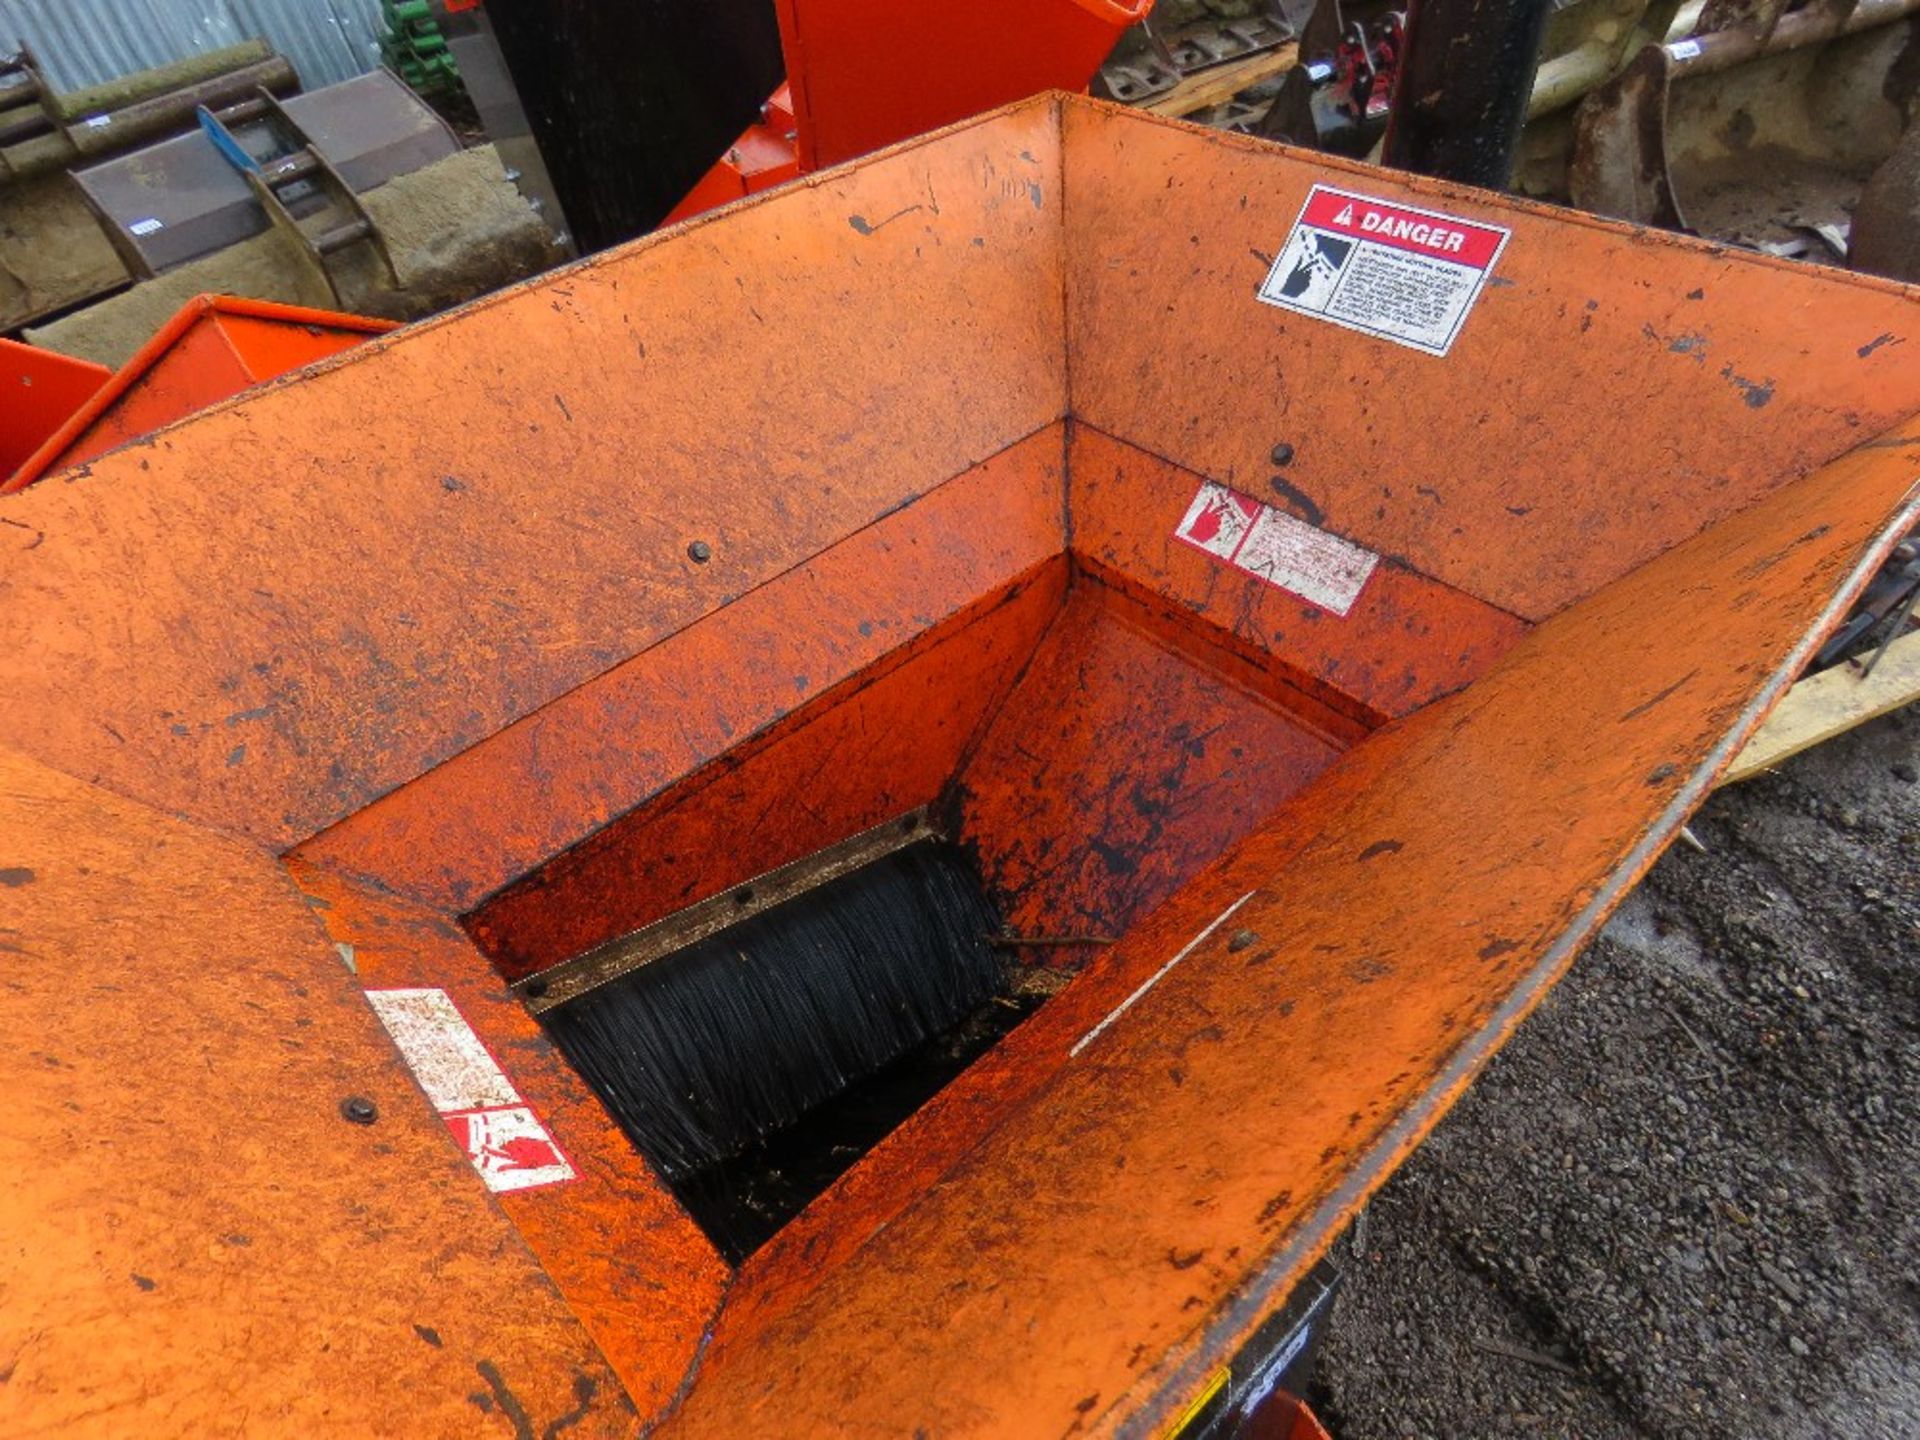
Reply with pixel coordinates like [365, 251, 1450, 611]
[1314, 704, 1920, 1438]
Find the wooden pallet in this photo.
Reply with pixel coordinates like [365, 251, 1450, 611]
[1720, 628, 1920, 786]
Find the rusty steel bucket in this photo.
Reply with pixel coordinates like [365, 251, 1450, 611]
[1, 94, 1915, 1438]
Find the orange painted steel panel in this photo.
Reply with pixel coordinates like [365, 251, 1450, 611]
[297, 426, 1069, 913]
[59, 319, 254, 470]
[667, 0, 1136, 224]
[1070, 423, 1531, 719]
[957, 578, 1349, 941]
[1257, 1393, 1334, 1440]
[7, 95, 1920, 1436]
[0, 107, 1065, 849]
[5, 295, 396, 490]
[0, 745, 634, 1439]
[775, 0, 1147, 170]
[0, 339, 108, 482]
[1062, 102, 1920, 621]
[286, 861, 726, 1429]
[664, 429, 1920, 1438]
[717, 701, 1434, 1360]
[471, 559, 1067, 979]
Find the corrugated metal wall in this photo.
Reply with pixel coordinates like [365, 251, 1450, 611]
[0, 0, 383, 96]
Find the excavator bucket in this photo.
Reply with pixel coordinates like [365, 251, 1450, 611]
[2, 95, 1915, 1438]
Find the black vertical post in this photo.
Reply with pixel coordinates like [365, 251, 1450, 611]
[1380, 0, 1553, 188]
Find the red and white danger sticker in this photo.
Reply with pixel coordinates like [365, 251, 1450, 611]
[1175, 481, 1378, 616]
[1257, 185, 1510, 356]
[366, 988, 574, 1194]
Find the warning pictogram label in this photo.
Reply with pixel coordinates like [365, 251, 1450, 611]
[1257, 184, 1511, 356]
[1174, 484, 1262, 560]
[367, 988, 575, 1194]
[1174, 481, 1379, 617]
[444, 1107, 574, 1194]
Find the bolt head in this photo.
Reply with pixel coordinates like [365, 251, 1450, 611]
[687, 540, 712, 564]
[340, 1096, 378, 1125]
[1270, 442, 1296, 467]
[1228, 928, 1258, 953]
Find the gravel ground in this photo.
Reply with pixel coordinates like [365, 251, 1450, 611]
[1314, 704, 1920, 1439]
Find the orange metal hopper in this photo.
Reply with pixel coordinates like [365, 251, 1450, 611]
[4, 295, 395, 492]
[1, 95, 1916, 1438]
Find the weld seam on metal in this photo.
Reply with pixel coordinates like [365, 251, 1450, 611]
[1070, 891, 1255, 1058]
[519, 806, 938, 1013]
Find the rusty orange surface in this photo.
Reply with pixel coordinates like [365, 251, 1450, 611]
[286, 861, 727, 1426]
[1062, 102, 1920, 621]
[665, 425, 1920, 1439]
[4, 95, 1919, 1437]
[716, 686, 1437, 1359]
[956, 578, 1350, 941]
[299, 426, 1067, 916]
[0, 745, 634, 1438]
[1071, 423, 1530, 720]
[0, 338, 108, 483]
[0, 106, 1064, 847]
[468, 559, 1066, 979]
[5, 295, 395, 491]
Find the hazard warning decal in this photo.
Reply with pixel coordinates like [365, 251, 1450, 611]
[1175, 481, 1379, 616]
[366, 988, 575, 1194]
[1257, 185, 1511, 356]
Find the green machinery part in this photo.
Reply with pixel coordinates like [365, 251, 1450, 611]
[381, 0, 462, 97]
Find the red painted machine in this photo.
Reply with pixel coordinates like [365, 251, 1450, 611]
[669, 0, 1152, 221]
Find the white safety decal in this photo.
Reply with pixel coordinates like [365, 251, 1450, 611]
[366, 988, 574, 1193]
[1257, 184, 1511, 356]
[1175, 480, 1379, 616]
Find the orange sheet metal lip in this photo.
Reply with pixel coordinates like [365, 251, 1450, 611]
[2, 294, 396, 493]
[1124, 491, 1920, 1431]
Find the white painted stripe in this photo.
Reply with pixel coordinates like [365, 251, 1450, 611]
[1070, 892, 1256, 1059]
